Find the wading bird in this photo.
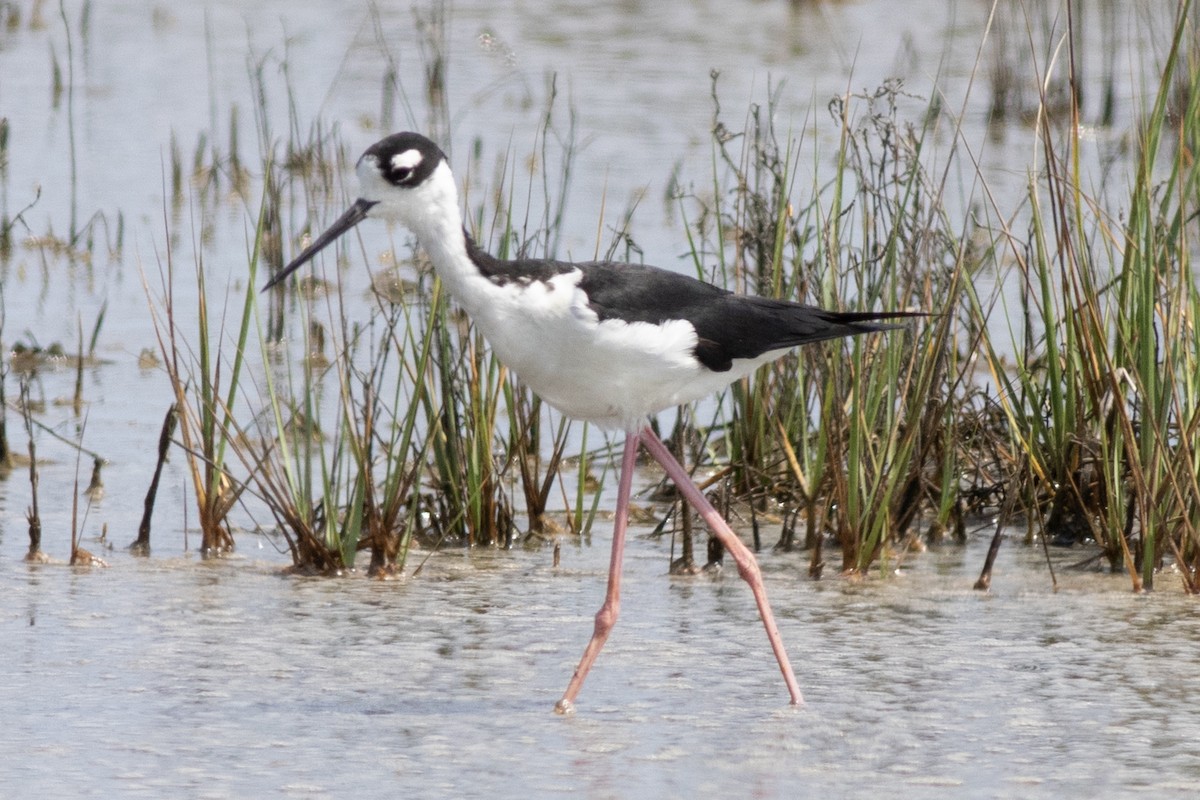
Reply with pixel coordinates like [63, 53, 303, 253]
[265, 131, 914, 712]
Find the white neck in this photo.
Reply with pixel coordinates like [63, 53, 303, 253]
[376, 161, 484, 310]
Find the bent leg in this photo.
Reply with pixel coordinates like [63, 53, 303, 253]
[639, 427, 803, 705]
[555, 431, 641, 714]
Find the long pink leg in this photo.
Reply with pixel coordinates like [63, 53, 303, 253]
[639, 426, 804, 705]
[555, 431, 641, 714]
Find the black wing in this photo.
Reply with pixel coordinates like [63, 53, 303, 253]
[576, 261, 909, 372]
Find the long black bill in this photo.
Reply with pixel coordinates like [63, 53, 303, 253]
[261, 197, 379, 291]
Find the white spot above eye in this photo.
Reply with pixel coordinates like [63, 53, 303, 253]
[391, 149, 423, 170]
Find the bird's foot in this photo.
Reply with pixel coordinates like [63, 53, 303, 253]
[669, 556, 699, 575]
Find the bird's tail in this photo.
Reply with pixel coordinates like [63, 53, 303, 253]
[826, 309, 927, 333]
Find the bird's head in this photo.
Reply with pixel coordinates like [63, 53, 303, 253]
[262, 131, 452, 291]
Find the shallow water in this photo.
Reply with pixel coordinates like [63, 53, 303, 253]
[1, 1, 1197, 797]
[4, 536, 1200, 798]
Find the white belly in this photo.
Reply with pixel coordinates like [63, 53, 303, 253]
[457, 270, 768, 430]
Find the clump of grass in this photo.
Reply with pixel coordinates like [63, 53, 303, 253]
[654, 2, 1200, 592]
[968, 0, 1200, 592]
[240, 254, 439, 574]
[672, 75, 958, 576]
[144, 195, 255, 556]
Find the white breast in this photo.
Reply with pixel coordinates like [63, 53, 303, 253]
[460, 269, 754, 431]
[390, 164, 770, 429]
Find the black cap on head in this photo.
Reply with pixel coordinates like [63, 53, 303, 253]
[363, 132, 447, 188]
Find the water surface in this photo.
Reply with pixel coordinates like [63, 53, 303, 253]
[1, 1, 1196, 797]
[4, 537, 1198, 798]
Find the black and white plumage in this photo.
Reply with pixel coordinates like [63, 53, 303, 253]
[265, 131, 916, 712]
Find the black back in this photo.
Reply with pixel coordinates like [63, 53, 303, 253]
[576, 262, 897, 371]
[464, 237, 901, 373]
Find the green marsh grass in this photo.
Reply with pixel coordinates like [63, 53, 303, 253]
[138, 0, 1200, 592]
[673, 77, 956, 575]
[969, 0, 1200, 592]
[145, 190, 259, 556]
[662, 0, 1200, 591]
[243, 280, 440, 573]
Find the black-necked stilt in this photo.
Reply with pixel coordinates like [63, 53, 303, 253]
[265, 131, 916, 712]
